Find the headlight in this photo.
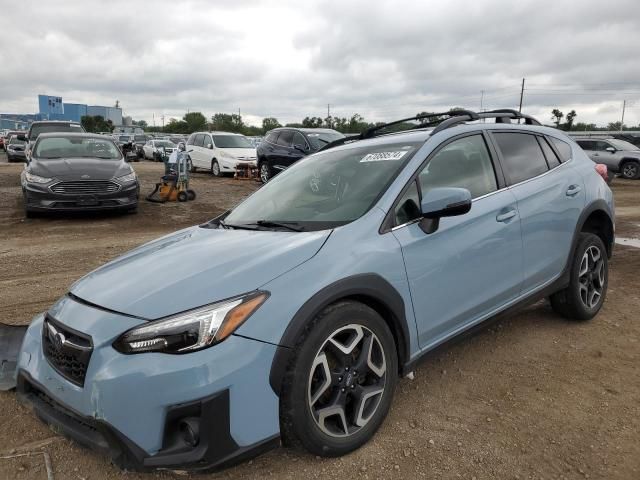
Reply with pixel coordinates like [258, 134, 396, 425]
[113, 291, 268, 354]
[25, 171, 52, 184]
[116, 171, 137, 183]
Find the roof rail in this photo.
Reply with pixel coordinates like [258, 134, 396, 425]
[317, 108, 542, 152]
[431, 109, 541, 135]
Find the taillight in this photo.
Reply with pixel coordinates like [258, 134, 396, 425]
[595, 164, 608, 182]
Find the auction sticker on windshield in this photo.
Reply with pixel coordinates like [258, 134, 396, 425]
[360, 151, 408, 162]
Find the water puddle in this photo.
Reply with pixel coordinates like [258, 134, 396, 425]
[615, 237, 640, 248]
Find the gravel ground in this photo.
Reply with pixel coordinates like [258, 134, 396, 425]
[0, 152, 638, 480]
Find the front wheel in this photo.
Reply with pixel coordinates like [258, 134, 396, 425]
[280, 301, 397, 457]
[259, 161, 271, 183]
[620, 161, 640, 179]
[550, 233, 608, 320]
[211, 160, 222, 177]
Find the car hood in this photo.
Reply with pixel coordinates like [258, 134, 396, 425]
[221, 148, 256, 158]
[31, 158, 129, 181]
[69, 226, 330, 319]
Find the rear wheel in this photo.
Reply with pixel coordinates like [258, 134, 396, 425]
[620, 160, 640, 179]
[550, 233, 608, 320]
[187, 189, 196, 201]
[177, 191, 188, 202]
[280, 301, 397, 457]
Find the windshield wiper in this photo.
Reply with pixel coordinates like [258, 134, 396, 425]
[252, 220, 303, 232]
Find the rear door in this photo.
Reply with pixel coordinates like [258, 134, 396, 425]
[491, 131, 585, 294]
[391, 132, 523, 348]
[191, 134, 206, 168]
[593, 140, 622, 172]
[272, 130, 295, 172]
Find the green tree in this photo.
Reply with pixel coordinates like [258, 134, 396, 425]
[211, 113, 244, 133]
[607, 121, 625, 131]
[132, 119, 148, 129]
[302, 116, 324, 128]
[183, 112, 207, 133]
[262, 117, 281, 133]
[564, 110, 577, 131]
[551, 109, 564, 128]
[81, 115, 113, 133]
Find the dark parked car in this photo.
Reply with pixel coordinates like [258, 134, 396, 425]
[5, 135, 27, 162]
[132, 134, 148, 158]
[19, 121, 85, 155]
[256, 127, 344, 183]
[21, 133, 139, 217]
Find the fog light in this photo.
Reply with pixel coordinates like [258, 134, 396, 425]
[179, 418, 200, 447]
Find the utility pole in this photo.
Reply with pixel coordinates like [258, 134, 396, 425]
[518, 78, 525, 114]
[620, 100, 626, 131]
[153, 113, 155, 128]
[161, 115, 165, 130]
[480, 90, 484, 112]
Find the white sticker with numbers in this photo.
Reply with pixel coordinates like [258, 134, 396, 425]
[360, 151, 408, 163]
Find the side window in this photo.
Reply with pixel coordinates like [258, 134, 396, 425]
[576, 140, 593, 150]
[292, 132, 308, 150]
[538, 137, 561, 168]
[493, 132, 549, 184]
[549, 137, 572, 162]
[202, 135, 212, 147]
[394, 180, 421, 226]
[186, 134, 195, 145]
[194, 134, 204, 147]
[266, 132, 279, 144]
[419, 134, 498, 199]
[595, 141, 612, 152]
[277, 130, 294, 147]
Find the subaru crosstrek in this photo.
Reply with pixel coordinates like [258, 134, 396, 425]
[14, 109, 614, 471]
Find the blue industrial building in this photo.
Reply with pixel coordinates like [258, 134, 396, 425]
[62, 103, 88, 123]
[35, 94, 122, 125]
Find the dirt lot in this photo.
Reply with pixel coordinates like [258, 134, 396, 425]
[1, 153, 638, 480]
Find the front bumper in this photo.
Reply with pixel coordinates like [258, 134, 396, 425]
[16, 300, 281, 471]
[23, 181, 139, 212]
[6, 149, 26, 161]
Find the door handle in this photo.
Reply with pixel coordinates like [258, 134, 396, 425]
[566, 185, 582, 197]
[496, 209, 517, 222]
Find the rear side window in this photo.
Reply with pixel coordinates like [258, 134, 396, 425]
[576, 140, 594, 150]
[277, 130, 294, 147]
[538, 137, 561, 168]
[494, 133, 548, 184]
[549, 137, 572, 162]
[266, 132, 279, 143]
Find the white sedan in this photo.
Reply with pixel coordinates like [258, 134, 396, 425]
[142, 140, 176, 161]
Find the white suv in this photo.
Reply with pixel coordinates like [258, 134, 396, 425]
[186, 131, 257, 176]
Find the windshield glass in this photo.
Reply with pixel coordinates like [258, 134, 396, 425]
[29, 124, 84, 140]
[225, 141, 421, 230]
[8, 136, 26, 145]
[609, 139, 639, 151]
[212, 135, 253, 148]
[34, 136, 121, 159]
[134, 135, 146, 141]
[155, 141, 174, 148]
[305, 131, 345, 149]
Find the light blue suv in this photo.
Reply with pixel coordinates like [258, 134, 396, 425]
[15, 110, 614, 471]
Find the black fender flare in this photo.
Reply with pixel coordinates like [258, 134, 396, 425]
[268, 274, 411, 395]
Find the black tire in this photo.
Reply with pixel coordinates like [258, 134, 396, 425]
[25, 208, 38, 218]
[259, 161, 271, 184]
[280, 301, 398, 457]
[177, 191, 188, 202]
[211, 160, 222, 177]
[620, 160, 640, 179]
[550, 233, 608, 320]
[187, 189, 196, 201]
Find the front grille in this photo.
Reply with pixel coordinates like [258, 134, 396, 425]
[50, 181, 120, 195]
[42, 316, 93, 387]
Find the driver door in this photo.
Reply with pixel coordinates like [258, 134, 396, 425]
[390, 133, 523, 349]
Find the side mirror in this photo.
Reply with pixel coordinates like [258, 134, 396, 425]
[606, 147, 616, 153]
[207, 143, 213, 149]
[419, 187, 472, 234]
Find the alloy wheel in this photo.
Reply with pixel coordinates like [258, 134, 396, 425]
[211, 161, 220, 176]
[260, 163, 270, 183]
[578, 245, 605, 309]
[307, 324, 387, 438]
[622, 163, 638, 179]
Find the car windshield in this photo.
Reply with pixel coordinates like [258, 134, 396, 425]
[119, 136, 131, 141]
[212, 135, 253, 148]
[29, 124, 83, 140]
[34, 136, 121, 159]
[8, 136, 26, 145]
[305, 131, 345, 149]
[155, 141, 174, 148]
[609, 139, 639, 151]
[224, 141, 421, 230]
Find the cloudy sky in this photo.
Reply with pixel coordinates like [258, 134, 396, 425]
[2, 0, 639, 127]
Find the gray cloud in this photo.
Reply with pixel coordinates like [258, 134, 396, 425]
[1, 0, 639, 127]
